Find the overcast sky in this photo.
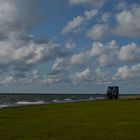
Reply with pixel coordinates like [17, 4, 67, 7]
[0, 0, 140, 94]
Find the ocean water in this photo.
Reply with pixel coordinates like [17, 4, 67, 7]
[0, 94, 138, 108]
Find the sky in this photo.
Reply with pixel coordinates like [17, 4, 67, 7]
[0, 0, 140, 94]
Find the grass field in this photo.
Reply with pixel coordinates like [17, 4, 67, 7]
[0, 100, 140, 140]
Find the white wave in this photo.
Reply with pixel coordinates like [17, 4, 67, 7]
[52, 100, 61, 103]
[89, 97, 95, 100]
[64, 98, 73, 102]
[16, 100, 44, 105]
[0, 104, 8, 108]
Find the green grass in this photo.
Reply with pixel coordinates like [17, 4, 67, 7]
[0, 100, 140, 140]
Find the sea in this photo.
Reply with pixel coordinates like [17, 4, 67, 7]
[0, 93, 138, 108]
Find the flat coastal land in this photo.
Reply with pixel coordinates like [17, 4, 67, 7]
[0, 99, 140, 140]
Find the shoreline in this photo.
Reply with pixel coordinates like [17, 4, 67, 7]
[0, 94, 140, 109]
[0, 98, 105, 109]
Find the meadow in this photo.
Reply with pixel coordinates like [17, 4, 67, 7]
[0, 100, 140, 140]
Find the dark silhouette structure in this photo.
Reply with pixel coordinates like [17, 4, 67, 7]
[106, 86, 119, 99]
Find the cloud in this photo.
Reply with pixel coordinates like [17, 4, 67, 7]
[52, 50, 90, 73]
[95, 68, 112, 84]
[65, 40, 76, 49]
[0, 40, 15, 67]
[62, 16, 84, 34]
[0, 38, 61, 71]
[84, 9, 98, 20]
[51, 40, 140, 75]
[119, 42, 140, 62]
[86, 24, 109, 40]
[115, 1, 128, 10]
[52, 51, 89, 73]
[89, 40, 119, 66]
[42, 72, 70, 86]
[0, 71, 39, 86]
[52, 57, 70, 71]
[43, 75, 63, 85]
[89, 41, 140, 67]
[0, 1, 139, 91]
[15, 40, 61, 70]
[0, 0, 43, 39]
[114, 63, 140, 80]
[69, 66, 113, 86]
[114, 5, 140, 38]
[71, 68, 92, 85]
[0, 0, 69, 87]
[64, 40, 140, 68]
[101, 13, 112, 23]
[1, 76, 17, 85]
[97, 54, 114, 67]
[25, 42, 61, 65]
[69, 0, 107, 7]
[70, 52, 88, 65]
[42, 40, 140, 87]
[75, 68, 91, 80]
[0, 0, 57, 72]
[62, 9, 97, 34]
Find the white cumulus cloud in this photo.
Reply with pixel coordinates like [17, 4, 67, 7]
[115, 5, 140, 38]
[62, 9, 97, 34]
[70, 52, 88, 65]
[69, 0, 107, 7]
[86, 24, 109, 40]
[90, 40, 119, 66]
[71, 68, 92, 85]
[119, 43, 140, 62]
[52, 57, 69, 71]
[0, 0, 43, 38]
[114, 63, 140, 80]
